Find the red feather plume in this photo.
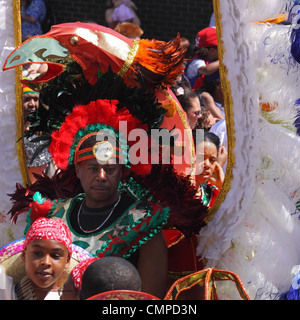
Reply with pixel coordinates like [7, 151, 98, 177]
[29, 198, 53, 222]
[49, 99, 150, 175]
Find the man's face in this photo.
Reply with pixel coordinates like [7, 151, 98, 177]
[23, 93, 39, 118]
[75, 158, 122, 208]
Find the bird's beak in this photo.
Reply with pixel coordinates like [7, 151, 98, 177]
[3, 36, 70, 83]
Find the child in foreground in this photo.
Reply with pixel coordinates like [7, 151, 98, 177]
[60, 256, 142, 300]
[16, 217, 72, 300]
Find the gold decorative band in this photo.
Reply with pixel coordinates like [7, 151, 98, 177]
[13, 0, 31, 186]
[117, 40, 139, 77]
[204, 0, 235, 223]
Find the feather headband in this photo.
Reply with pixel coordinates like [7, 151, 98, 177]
[49, 98, 152, 176]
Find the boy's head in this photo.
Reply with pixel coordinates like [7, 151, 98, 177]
[195, 27, 218, 61]
[195, 27, 217, 48]
[78, 256, 141, 300]
[22, 217, 72, 290]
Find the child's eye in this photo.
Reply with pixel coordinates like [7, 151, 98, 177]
[51, 253, 63, 259]
[33, 251, 43, 257]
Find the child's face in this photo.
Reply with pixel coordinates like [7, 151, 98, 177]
[195, 141, 218, 185]
[22, 239, 70, 290]
[207, 47, 218, 61]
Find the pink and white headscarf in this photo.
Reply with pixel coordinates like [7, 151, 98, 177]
[23, 217, 73, 258]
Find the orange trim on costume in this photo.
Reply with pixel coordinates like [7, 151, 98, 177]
[74, 132, 99, 164]
[254, 13, 287, 24]
[76, 145, 122, 163]
[76, 146, 94, 156]
[76, 154, 95, 162]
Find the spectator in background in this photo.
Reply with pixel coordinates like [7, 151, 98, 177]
[180, 37, 190, 51]
[184, 27, 219, 91]
[22, 81, 40, 131]
[105, 0, 141, 29]
[22, 81, 52, 183]
[200, 79, 228, 172]
[23, 63, 48, 80]
[172, 84, 202, 130]
[105, 0, 117, 28]
[180, 37, 194, 66]
[21, 0, 46, 41]
[195, 108, 216, 131]
[194, 131, 225, 195]
[200, 79, 224, 122]
[40, 0, 56, 33]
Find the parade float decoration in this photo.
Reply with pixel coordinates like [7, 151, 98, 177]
[196, 0, 300, 299]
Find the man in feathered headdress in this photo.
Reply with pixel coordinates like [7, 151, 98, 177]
[5, 22, 209, 299]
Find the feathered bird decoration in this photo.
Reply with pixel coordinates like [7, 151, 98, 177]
[3, 21, 208, 238]
[3, 21, 194, 179]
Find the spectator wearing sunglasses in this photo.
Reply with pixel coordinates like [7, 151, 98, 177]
[172, 84, 202, 129]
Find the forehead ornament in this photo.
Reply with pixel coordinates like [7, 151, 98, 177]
[93, 141, 114, 163]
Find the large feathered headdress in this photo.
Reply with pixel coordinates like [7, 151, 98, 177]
[5, 23, 208, 236]
[3, 22, 185, 90]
